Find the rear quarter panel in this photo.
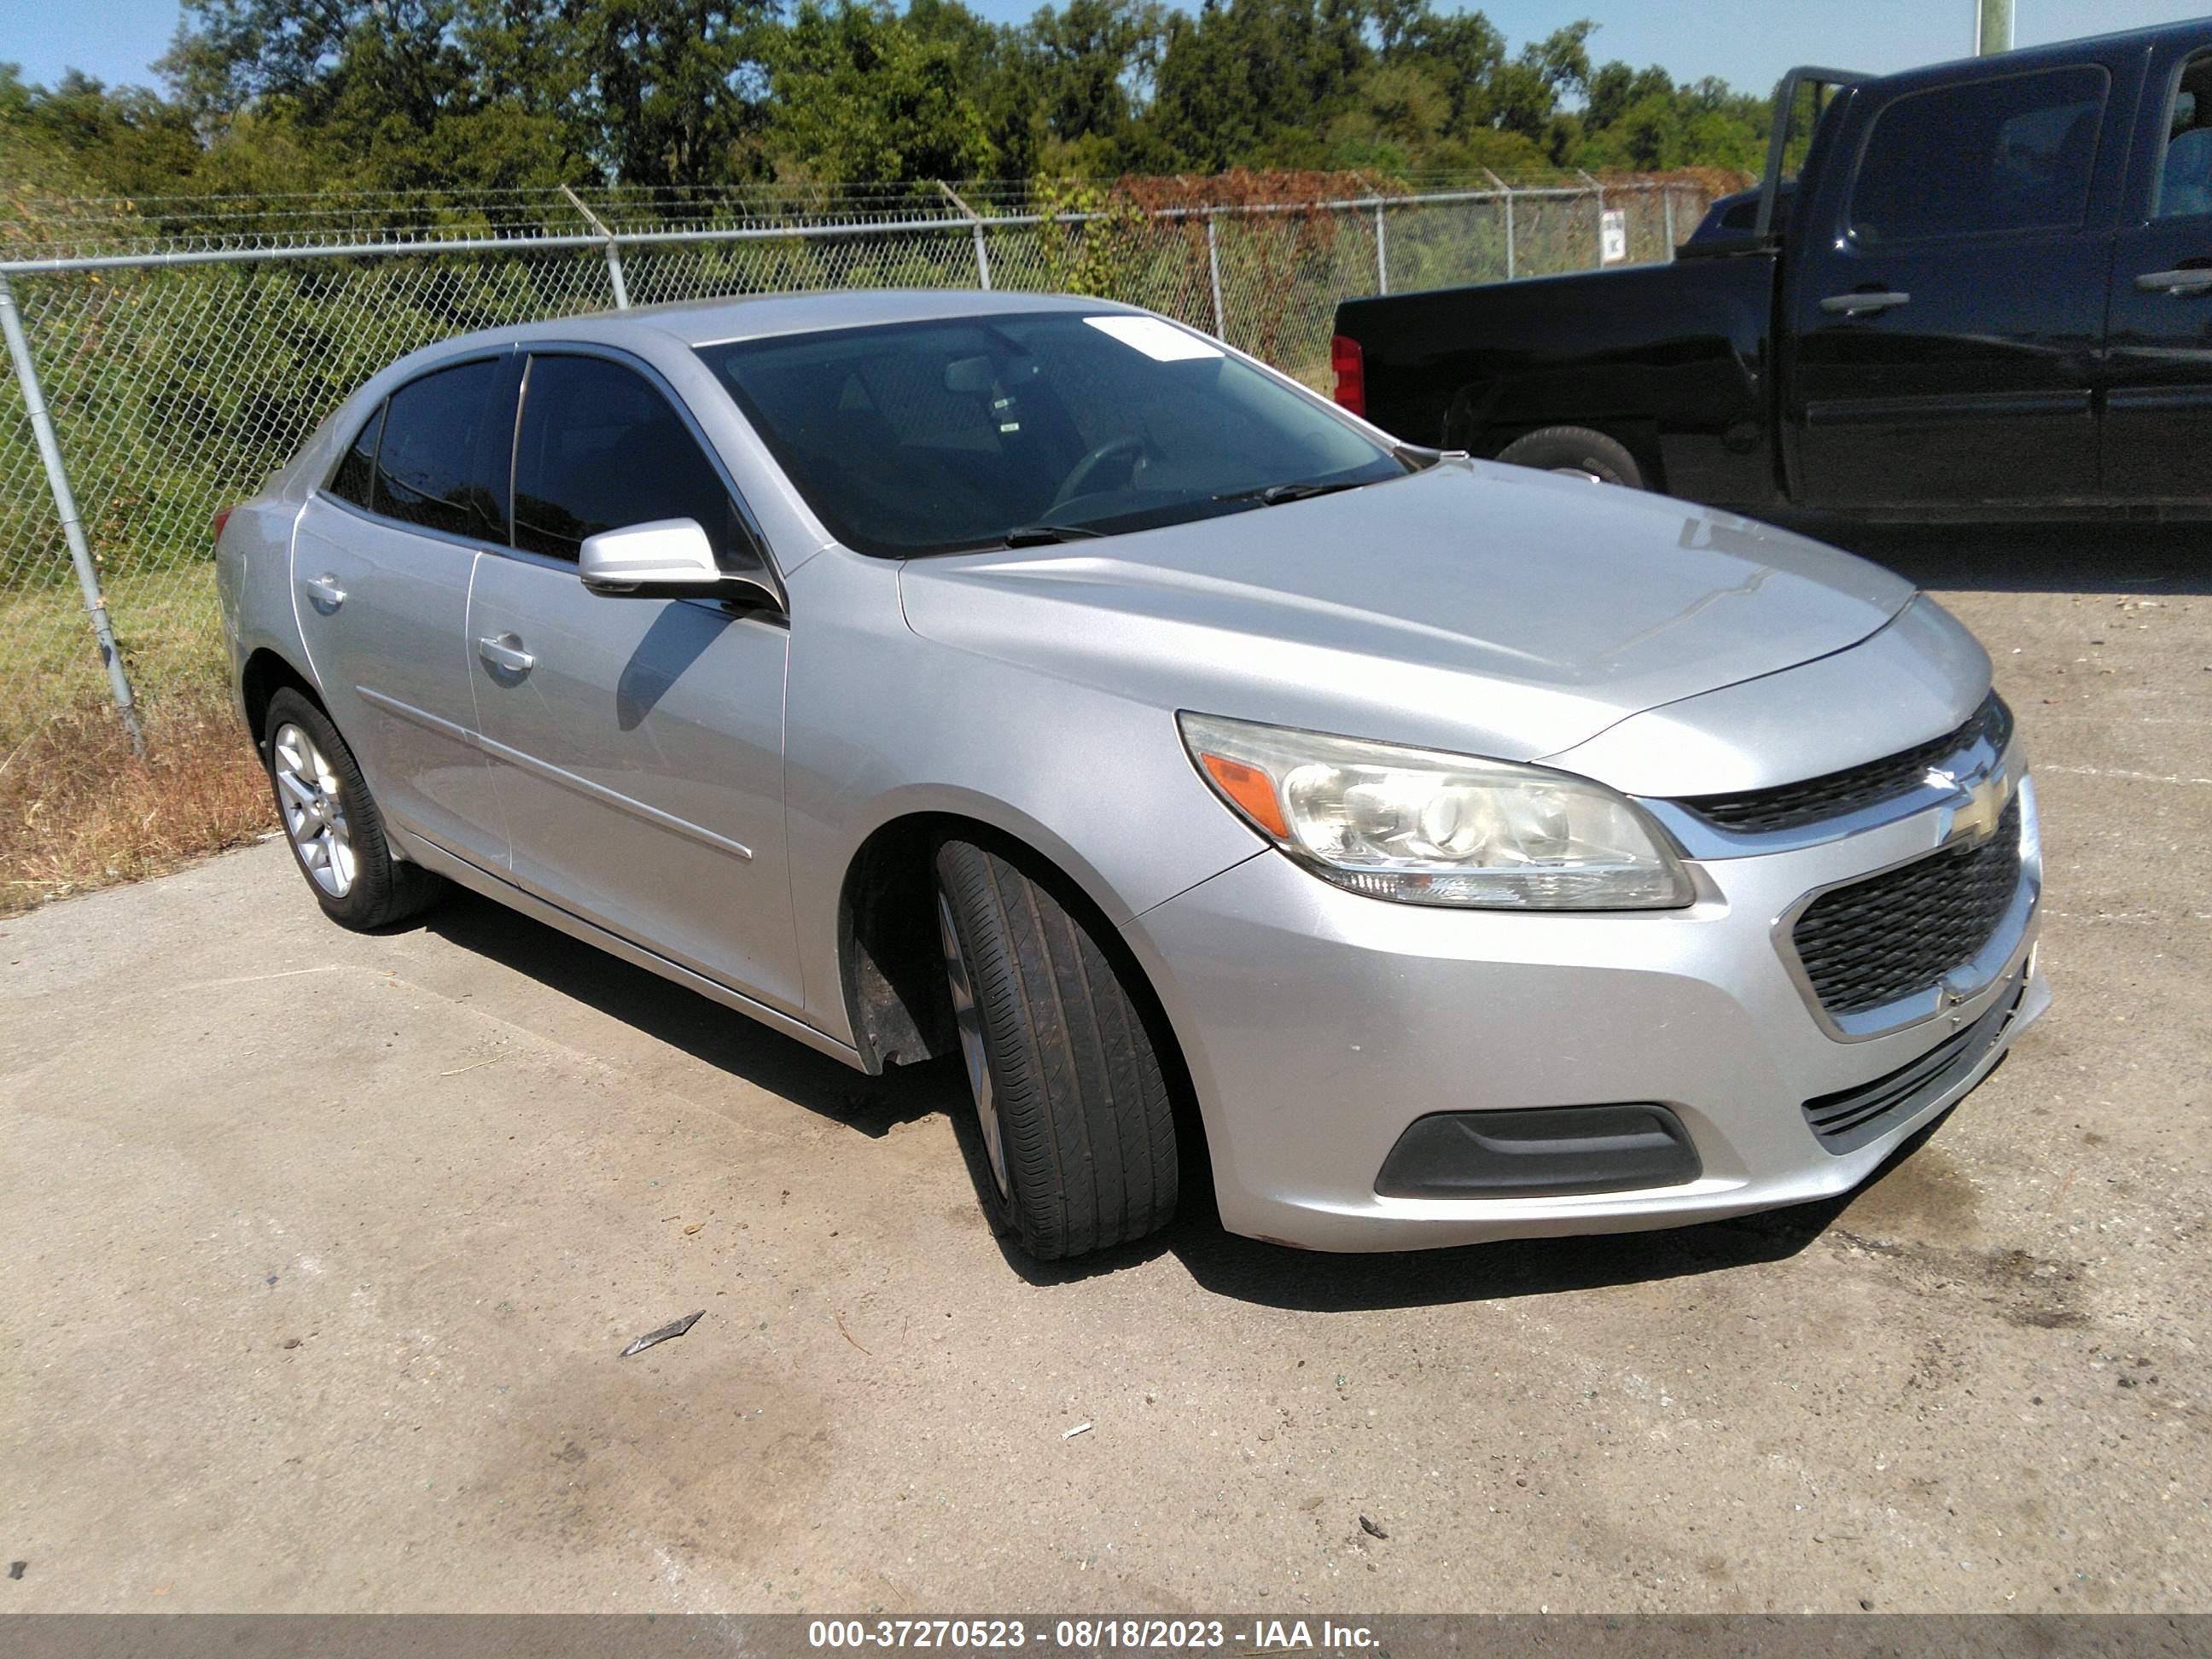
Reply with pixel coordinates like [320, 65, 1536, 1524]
[1336, 254, 1781, 507]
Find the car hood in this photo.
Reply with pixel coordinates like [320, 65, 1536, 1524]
[896, 459, 1917, 765]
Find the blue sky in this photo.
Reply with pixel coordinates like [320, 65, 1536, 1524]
[7, 0, 2209, 102]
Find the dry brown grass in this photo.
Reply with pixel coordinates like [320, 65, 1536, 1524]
[0, 687, 276, 917]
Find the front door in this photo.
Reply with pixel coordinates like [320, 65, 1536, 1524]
[1786, 61, 2126, 509]
[465, 350, 801, 1011]
[2104, 32, 2212, 504]
[290, 355, 511, 866]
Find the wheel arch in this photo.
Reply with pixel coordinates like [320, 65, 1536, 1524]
[1488, 418, 1665, 492]
[241, 648, 324, 749]
[835, 811, 1204, 1161]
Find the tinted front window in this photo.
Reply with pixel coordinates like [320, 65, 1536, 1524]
[329, 400, 384, 509]
[513, 354, 760, 568]
[374, 358, 505, 541]
[699, 312, 1406, 556]
[1850, 66, 2107, 245]
[2157, 53, 2212, 218]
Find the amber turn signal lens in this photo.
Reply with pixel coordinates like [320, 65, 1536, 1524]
[1199, 752, 1290, 839]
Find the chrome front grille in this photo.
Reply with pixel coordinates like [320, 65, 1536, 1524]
[1684, 693, 2013, 837]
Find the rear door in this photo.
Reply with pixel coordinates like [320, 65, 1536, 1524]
[1785, 56, 2134, 509]
[290, 354, 512, 866]
[2104, 31, 2212, 503]
[464, 348, 801, 1011]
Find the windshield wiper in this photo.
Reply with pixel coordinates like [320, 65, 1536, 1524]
[1214, 478, 1371, 506]
[1000, 522, 1105, 547]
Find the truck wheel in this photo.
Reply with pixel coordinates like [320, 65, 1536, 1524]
[934, 838, 1179, 1260]
[1497, 426, 1646, 488]
[263, 688, 445, 930]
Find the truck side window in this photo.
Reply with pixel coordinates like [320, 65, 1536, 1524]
[2156, 55, 2212, 218]
[1850, 67, 2108, 245]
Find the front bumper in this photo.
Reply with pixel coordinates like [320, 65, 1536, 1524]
[1121, 780, 2046, 1252]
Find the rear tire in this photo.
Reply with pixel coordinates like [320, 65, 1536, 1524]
[262, 688, 445, 931]
[934, 838, 1179, 1260]
[1496, 425, 1646, 488]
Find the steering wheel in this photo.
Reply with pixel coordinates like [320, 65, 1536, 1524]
[1049, 436, 1147, 510]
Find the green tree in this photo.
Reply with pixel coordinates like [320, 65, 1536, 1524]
[562, 0, 774, 188]
[766, 1, 997, 184]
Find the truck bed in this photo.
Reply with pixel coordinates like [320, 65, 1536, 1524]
[1336, 251, 1782, 509]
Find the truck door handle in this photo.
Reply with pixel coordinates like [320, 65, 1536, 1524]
[1819, 290, 1911, 316]
[476, 634, 535, 675]
[2134, 267, 2212, 294]
[301, 573, 346, 609]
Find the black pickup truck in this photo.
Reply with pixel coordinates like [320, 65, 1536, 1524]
[1330, 20, 2212, 518]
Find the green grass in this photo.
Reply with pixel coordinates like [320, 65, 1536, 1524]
[0, 563, 228, 752]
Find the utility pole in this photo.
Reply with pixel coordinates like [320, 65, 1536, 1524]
[1977, 0, 2013, 55]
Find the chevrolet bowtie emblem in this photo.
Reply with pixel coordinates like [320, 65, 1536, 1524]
[1927, 763, 2009, 845]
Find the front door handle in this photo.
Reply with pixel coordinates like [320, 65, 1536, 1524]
[1819, 289, 1912, 317]
[301, 573, 346, 609]
[476, 633, 535, 675]
[2134, 266, 2212, 294]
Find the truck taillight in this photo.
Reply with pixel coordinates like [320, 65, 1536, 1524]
[1330, 334, 1365, 416]
[212, 504, 236, 544]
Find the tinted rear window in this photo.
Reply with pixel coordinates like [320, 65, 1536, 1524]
[373, 358, 506, 541]
[328, 401, 384, 509]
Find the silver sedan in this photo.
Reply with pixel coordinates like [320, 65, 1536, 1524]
[216, 289, 2046, 1260]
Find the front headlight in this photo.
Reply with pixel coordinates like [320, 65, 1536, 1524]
[1179, 712, 1693, 911]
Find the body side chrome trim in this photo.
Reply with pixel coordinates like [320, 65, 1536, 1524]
[357, 684, 754, 860]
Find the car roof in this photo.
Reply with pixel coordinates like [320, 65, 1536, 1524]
[457, 288, 1144, 357]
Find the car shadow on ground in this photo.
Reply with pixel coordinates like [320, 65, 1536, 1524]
[425, 885, 1970, 1313]
[1768, 515, 2212, 596]
[421, 887, 966, 1138]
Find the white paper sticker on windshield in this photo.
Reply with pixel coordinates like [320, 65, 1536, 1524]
[1083, 315, 1224, 361]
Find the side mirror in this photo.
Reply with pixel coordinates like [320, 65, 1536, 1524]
[578, 518, 780, 610]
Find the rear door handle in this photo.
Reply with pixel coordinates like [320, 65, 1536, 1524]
[2134, 267, 2212, 294]
[476, 634, 535, 675]
[301, 573, 346, 609]
[1819, 290, 1912, 316]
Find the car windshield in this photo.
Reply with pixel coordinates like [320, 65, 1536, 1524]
[697, 311, 1412, 556]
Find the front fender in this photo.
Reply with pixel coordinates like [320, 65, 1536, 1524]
[780, 550, 1263, 1045]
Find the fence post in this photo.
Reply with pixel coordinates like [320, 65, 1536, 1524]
[1578, 169, 1605, 265]
[1373, 202, 1388, 294]
[1483, 170, 1516, 280]
[1205, 214, 1226, 337]
[1663, 186, 1678, 259]
[937, 182, 992, 290]
[0, 274, 144, 753]
[562, 185, 629, 310]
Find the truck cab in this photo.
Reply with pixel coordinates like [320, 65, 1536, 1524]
[1333, 20, 2212, 521]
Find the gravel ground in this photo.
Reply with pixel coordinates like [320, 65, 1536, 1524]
[1, 524, 2206, 1614]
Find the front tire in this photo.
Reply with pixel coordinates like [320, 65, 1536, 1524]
[1496, 424, 1646, 488]
[934, 839, 1179, 1260]
[263, 688, 445, 930]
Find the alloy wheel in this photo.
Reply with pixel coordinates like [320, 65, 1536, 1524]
[271, 722, 356, 898]
[937, 890, 1010, 1198]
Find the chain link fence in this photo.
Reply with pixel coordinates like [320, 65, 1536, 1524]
[0, 173, 1718, 755]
